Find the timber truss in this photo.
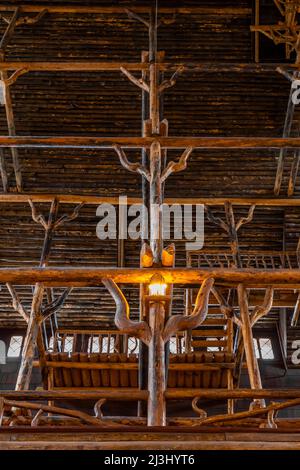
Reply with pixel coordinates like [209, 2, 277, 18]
[0, 3, 300, 441]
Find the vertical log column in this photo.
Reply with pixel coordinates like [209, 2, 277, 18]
[147, 8, 167, 426]
[147, 300, 166, 426]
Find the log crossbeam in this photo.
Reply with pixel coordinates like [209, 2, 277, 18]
[2, 266, 300, 287]
[4, 135, 300, 149]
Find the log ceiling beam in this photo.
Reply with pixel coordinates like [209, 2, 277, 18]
[1, 193, 300, 207]
[0, 267, 300, 288]
[3, 136, 300, 149]
[0, 6, 251, 15]
[0, 61, 298, 73]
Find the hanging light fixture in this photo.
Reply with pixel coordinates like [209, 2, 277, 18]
[148, 273, 167, 297]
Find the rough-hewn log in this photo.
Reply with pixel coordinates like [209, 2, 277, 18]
[147, 301, 166, 426]
[0, 390, 148, 400]
[2, 398, 104, 426]
[0, 148, 8, 192]
[3, 135, 300, 149]
[0, 61, 296, 73]
[0, 6, 252, 14]
[3, 193, 300, 206]
[6, 283, 29, 322]
[196, 398, 300, 427]
[165, 389, 300, 399]
[237, 284, 264, 406]
[15, 283, 44, 390]
[1, 267, 300, 287]
[149, 141, 163, 263]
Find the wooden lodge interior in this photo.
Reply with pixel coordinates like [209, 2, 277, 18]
[1, 0, 300, 450]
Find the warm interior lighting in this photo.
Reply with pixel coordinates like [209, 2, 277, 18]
[149, 274, 167, 296]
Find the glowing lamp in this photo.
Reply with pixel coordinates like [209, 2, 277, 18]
[149, 274, 167, 296]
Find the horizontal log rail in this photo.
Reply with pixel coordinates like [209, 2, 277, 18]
[3, 136, 300, 149]
[1, 389, 300, 401]
[165, 389, 300, 399]
[0, 6, 251, 15]
[0, 61, 296, 73]
[33, 360, 138, 370]
[3, 193, 300, 207]
[0, 267, 300, 287]
[0, 390, 147, 401]
[32, 361, 234, 371]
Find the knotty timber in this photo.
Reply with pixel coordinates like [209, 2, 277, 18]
[0, 5, 251, 15]
[4, 136, 300, 149]
[0, 61, 296, 73]
[165, 389, 300, 399]
[1, 389, 300, 401]
[4, 194, 300, 206]
[1, 267, 300, 287]
[0, 390, 147, 400]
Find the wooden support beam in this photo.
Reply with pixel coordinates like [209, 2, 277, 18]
[3, 193, 300, 206]
[2, 388, 298, 401]
[3, 135, 300, 149]
[0, 390, 148, 400]
[237, 284, 264, 407]
[1, 267, 300, 287]
[15, 283, 44, 390]
[165, 388, 300, 399]
[147, 300, 166, 426]
[0, 61, 297, 73]
[0, 148, 8, 192]
[0, 6, 251, 15]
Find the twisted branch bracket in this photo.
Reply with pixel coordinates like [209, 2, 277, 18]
[103, 276, 214, 344]
[205, 203, 256, 268]
[192, 396, 300, 429]
[113, 143, 194, 184]
[0, 397, 110, 427]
